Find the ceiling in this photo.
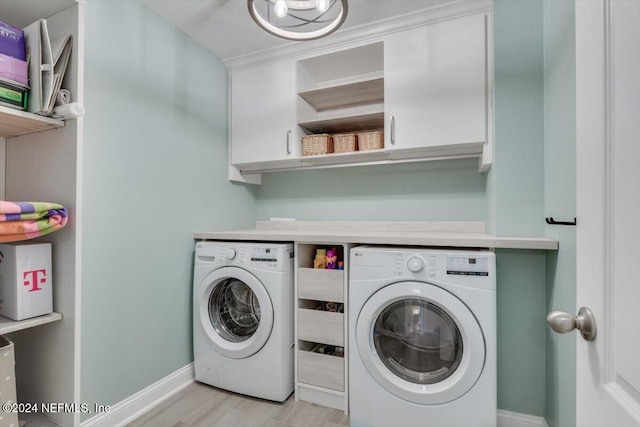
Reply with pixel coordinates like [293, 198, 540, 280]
[141, 0, 453, 61]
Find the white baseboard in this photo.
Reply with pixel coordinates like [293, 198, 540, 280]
[81, 363, 195, 427]
[498, 409, 549, 427]
[80, 365, 548, 427]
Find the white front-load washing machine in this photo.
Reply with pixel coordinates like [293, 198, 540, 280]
[193, 241, 294, 402]
[349, 246, 496, 427]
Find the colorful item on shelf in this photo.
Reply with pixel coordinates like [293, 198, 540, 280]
[0, 77, 28, 110]
[326, 248, 337, 269]
[0, 21, 26, 61]
[0, 201, 68, 242]
[313, 248, 327, 269]
[0, 52, 29, 87]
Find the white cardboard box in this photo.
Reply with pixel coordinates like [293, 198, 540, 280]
[0, 243, 53, 321]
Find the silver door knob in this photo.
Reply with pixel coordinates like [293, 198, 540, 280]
[546, 307, 597, 342]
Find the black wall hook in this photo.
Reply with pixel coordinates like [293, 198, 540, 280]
[545, 217, 577, 226]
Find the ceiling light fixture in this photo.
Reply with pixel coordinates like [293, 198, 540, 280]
[248, 0, 348, 41]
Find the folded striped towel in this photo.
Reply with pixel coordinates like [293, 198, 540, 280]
[0, 201, 68, 242]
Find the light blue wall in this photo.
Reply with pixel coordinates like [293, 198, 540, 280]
[254, 0, 548, 418]
[490, 0, 545, 238]
[543, 1, 576, 426]
[256, 159, 486, 221]
[81, 0, 256, 413]
[490, 0, 547, 417]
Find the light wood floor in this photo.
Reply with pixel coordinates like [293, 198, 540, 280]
[126, 382, 350, 427]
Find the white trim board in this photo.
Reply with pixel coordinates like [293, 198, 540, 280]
[81, 363, 195, 427]
[81, 362, 549, 427]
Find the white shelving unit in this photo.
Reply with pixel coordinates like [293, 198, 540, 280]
[298, 78, 384, 112]
[298, 112, 384, 135]
[0, 313, 63, 335]
[297, 42, 385, 146]
[0, 105, 64, 138]
[294, 243, 351, 413]
[1, 1, 84, 426]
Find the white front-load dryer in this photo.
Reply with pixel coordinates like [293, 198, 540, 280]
[349, 246, 496, 427]
[193, 241, 294, 402]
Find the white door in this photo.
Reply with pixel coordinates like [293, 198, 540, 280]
[230, 59, 297, 166]
[384, 13, 487, 152]
[575, 0, 640, 425]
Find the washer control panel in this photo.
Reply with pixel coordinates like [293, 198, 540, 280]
[225, 248, 237, 261]
[195, 242, 293, 272]
[407, 256, 425, 273]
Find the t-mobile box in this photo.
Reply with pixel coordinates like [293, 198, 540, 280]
[0, 243, 53, 321]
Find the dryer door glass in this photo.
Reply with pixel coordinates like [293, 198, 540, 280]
[209, 278, 261, 342]
[373, 299, 463, 384]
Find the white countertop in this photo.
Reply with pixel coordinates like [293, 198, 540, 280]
[194, 221, 558, 250]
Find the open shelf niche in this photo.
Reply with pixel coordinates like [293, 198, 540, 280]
[294, 243, 351, 412]
[296, 42, 385, 158]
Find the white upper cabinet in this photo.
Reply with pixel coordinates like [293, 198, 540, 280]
[230, 59, 298, 168]
[227, 2, 492, 182]
[384, 12, 487, 156]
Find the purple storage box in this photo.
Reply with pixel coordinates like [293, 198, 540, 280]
[0, 52, 28, 86]
[0, 21, 26, 61]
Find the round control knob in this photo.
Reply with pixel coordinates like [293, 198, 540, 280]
[225, 248, 237, 261]
[407, 256, 425, 273]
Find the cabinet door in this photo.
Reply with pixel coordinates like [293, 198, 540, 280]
[230, 60, 297, 165]
[384, 13, 487, 151]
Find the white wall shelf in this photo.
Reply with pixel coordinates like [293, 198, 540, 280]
[0, 312, 63, 335]
[299, 112, 384, 135]
[298, 78, 384, 112]
[0, 105, 64, 138]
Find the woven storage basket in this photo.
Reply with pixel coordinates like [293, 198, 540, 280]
[333, 133, 357, 153]
[302, 134, 333, 156]
[357, 130, 384, 151]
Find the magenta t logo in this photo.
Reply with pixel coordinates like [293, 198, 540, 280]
[23, 269, 46, 292]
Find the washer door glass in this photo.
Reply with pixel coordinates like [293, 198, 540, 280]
[374, 299, 463, 385]
[356, 281, 485, 405]
[209, 278, 261, 342]
[199, 267, 274, 359]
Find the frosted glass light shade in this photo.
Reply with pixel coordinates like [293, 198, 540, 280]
[248, 0, 348, 41]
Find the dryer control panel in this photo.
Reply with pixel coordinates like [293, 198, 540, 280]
[350, 246, 496, 291]
[446, 256, 489, 276]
